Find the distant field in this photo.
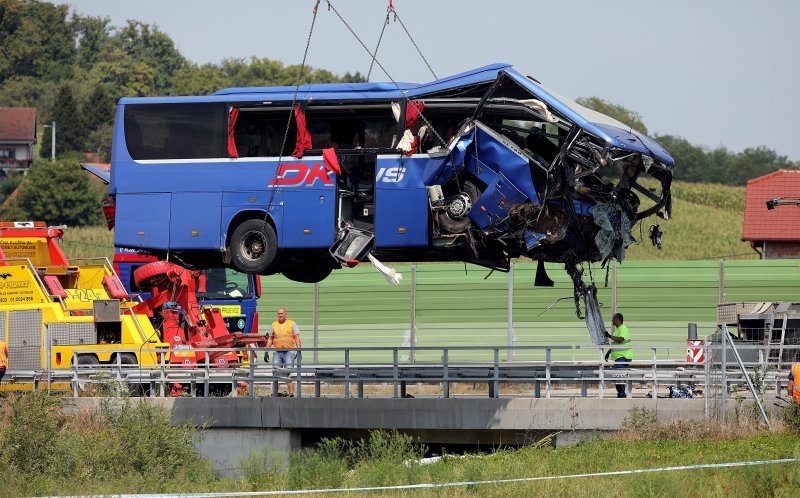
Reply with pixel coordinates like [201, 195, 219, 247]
[626, 179, 753, 261]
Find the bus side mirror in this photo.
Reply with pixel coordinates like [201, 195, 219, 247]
[254, 274, 262, 299]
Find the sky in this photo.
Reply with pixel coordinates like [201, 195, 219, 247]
[65, 0, 800, 160]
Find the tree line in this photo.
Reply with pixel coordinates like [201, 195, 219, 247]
[576, 97, 799, 185]
[0, 0, 365, 162]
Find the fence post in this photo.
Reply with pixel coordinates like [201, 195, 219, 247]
[507, 262, 514, 362]
[313, 282, 319, 364]
[611, 260, 618, 316]
[721, 330, 727, 424]
[410, 265, 417, 363]
[704, 339, 710, 419]
[718, 259, 725, 304]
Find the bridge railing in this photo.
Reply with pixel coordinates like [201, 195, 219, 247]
[3, 343, 796, 406]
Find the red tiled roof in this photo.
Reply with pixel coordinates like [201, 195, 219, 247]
[743, 170, 800, 241]
[0, 107, 37, 142]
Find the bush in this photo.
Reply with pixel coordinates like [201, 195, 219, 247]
[1, 158, 106, 226]
[0, 393, 214, 496]
[783, 401, 800, 434]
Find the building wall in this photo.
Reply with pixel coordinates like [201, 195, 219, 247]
[764, 241, 800, 259]
[0, 141, 34, 169]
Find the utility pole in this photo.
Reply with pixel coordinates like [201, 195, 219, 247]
[43, 121, 56, 162]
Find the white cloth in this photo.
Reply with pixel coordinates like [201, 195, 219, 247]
[367, 253, 403, 285]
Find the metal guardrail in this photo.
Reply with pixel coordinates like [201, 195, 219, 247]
[1, 343, 795, 406]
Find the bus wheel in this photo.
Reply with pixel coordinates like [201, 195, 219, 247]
[282, 262, 334, 283]
[230, 219, 277, 274]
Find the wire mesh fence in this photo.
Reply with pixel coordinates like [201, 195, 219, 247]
[256, 259, 800, 364]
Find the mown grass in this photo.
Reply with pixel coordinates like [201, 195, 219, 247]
[626, 179, 753, 261]
[1, 393, 799, 497]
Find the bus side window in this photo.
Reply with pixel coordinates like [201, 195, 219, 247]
[234, 110, 297, 157]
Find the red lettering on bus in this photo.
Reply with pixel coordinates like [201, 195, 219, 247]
[270, 164, 309, 186]
[269, 163, 334, 187]
[306, 163, 334, 186]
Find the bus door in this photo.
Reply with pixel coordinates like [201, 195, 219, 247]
[374, 155, 429, 248]
[331, 151, 377, 262]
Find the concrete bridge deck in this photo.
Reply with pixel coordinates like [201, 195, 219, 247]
[65, 396, 706, 477]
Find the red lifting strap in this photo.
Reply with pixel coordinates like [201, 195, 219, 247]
[227, 107, 240, 158]
[405, 100, 424, 129]
[292, 105, 313, 158]
[322, 148, 342, 175]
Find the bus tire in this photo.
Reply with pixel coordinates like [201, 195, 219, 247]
[230, 219, 277, 274]
[282, 262, 334, 283]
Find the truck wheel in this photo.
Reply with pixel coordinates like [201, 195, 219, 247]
[118, 353, 138, 367]
[230, 219, 277, 274]
[72, 355, 100, 396]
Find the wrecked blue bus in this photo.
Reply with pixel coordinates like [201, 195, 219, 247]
[104, 63, 674, 342]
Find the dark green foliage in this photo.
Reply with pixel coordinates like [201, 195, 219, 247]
[0, 0, 366, 158]
[655, 134, 799, 185]
[0, 393, 214, 496]
[41, 83, 84, 157]
[0, 172, 23, 203]
[784, 401, 800, 433]
[0, 0, 75, 83]
[2, 159, 105, 226]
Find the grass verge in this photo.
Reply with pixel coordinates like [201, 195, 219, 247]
[2, 393, 799, 496]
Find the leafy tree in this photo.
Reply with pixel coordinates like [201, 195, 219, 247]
[575, 96, 649, 135]
[2, 159, 105, 226]
[82, 85, 114, 133]
[72, 13, 112, 71]
[0, 75, 56, 107]
[0, 0, 75, 83]
[41, 83, 84, 157]
[113, 20, 187, 93]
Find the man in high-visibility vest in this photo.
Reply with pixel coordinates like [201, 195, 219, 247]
[267, 308, 301, 397]
[0, 337, 8, 384]
[605, 313, 633, 398]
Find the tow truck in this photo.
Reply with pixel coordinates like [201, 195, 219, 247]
[129, 260, 267, 395]
[0, 221, 166, 390]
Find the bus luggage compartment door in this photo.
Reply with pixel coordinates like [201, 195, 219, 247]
[169, 192, 223, 249]
[114, 193, 172, 249]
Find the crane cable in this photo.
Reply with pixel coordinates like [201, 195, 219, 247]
[265, 0, 322, 216]
[367, 1, 437, 82]
[324, 0, 447, 151]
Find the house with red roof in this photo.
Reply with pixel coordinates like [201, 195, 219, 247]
[0, 107, 37, 172]
[742, 170, 800, 258]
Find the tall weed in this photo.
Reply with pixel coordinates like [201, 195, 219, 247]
[0, 393, 214, 496]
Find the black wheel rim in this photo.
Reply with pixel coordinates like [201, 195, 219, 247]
[240, 230, 266, 262]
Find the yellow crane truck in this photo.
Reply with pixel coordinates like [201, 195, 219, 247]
[0, 222, 166, 391]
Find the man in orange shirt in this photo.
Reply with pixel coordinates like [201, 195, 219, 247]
[267, 308, 301, 397]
